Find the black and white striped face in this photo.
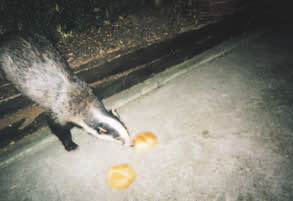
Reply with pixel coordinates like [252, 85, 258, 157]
[79, 108, 133, 147]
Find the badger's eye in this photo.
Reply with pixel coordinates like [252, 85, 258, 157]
[97, 127, 108, 134]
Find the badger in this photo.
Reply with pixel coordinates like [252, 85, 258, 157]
[0, 32, 133, 151]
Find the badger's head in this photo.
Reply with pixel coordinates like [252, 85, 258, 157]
[76, 107, 133, 147]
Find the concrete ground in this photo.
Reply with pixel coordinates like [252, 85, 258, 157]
[1, 24, 293, 201]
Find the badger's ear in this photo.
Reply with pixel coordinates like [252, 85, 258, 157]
[110, 109, 120, 118]
[109, 109, 128, 130]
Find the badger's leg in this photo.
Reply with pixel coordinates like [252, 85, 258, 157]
[46, 115, 78, 151]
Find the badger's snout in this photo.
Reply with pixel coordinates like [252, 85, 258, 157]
[101, 109, 134, 147]
[119, 137, 134, 147]
[111, 127, 134, 147]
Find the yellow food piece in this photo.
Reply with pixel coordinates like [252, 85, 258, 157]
[108, 164, 136, 189]
[134, 132, 157, 151]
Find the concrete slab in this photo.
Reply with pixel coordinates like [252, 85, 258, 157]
[0, 24, 293, 201]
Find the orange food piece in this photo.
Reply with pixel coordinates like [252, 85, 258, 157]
[134, 132, 157, 151]
[108, 164, 136, 189]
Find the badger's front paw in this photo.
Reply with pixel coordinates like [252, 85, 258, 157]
[64, 141, 78, 151]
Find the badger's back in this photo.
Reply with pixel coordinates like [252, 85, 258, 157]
[1, 33, 70, 98]
[0, 33, 98, 121]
